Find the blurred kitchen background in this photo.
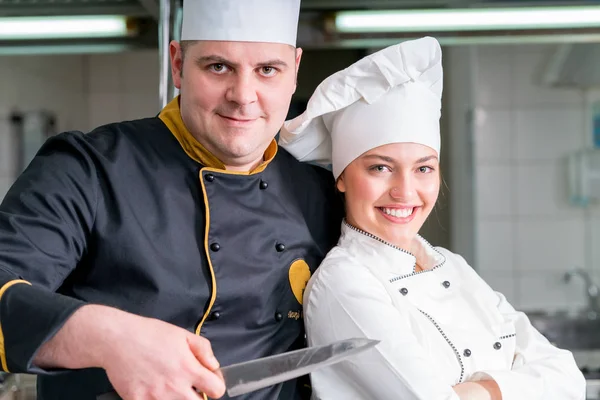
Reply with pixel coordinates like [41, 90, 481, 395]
[2, 0, 600, 398]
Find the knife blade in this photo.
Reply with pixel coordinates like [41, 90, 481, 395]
[221, 337, 379, 397]
[96, 337, 378, 399]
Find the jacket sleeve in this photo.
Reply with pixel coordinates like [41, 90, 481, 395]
[0, 132, 98, 374]
[304, 258, 460, 400]
[449, 254, 587, 400]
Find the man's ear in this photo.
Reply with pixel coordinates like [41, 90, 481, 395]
[170, 40, 183, 89]
[293, 47, 303, 88]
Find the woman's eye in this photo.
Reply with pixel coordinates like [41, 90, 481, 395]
[370, 165, 391, 173]
[418, 166, 432, 173]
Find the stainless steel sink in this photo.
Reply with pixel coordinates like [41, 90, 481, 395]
[527, 312, 600, 350]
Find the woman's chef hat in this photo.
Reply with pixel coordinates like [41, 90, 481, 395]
[182, 0, 301, 47]
[279, 37, 443, 179]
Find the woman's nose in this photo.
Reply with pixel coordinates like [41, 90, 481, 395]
[390, 179, 414, 199]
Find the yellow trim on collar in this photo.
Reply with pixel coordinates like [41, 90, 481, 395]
[158, 96, 277, 174]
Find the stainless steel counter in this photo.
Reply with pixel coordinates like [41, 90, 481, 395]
[588, 379, 600, 400]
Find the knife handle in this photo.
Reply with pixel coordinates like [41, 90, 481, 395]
[96, 392, 122, 400]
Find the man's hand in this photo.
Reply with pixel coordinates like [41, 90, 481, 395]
[35, 305, 226, 399]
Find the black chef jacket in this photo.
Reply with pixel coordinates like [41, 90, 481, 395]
[0, 97, 342, 399]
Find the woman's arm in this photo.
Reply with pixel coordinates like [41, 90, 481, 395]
[450, 253, 586, 400]
[469, 291, 586, 400]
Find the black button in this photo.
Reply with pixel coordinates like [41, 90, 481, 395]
[210, 243, 220, 252]
[442, 281, 451, 288]
[275, 243, 286, 252]
[400, 288, 408, 296]
[493, 342, 502, 350]
[259, 180, 268, 190]
[275, 312, 283, 322]
[210, 311, 221, 321]
[463, 349, 472, 357]
[205, 174, 215, 182]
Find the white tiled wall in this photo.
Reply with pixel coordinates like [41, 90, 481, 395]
[1, 46, 599, 315]
[471, 44, 599, 313]
[88, 52, 160, 128]
[0, 50, 159, 201]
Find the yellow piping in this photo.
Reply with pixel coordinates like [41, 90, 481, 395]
[0, 280, 31, 372]
[196, 164, 274, 332]
[196, 169, 218, 335]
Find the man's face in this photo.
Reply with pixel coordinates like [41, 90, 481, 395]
[170, 40, 302, 170]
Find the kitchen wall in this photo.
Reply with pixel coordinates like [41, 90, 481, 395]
[469, 43, 600, 313]
[0, 48, 361, 201]
[1, 44, 599, 315]
[0, 50, 160, 200]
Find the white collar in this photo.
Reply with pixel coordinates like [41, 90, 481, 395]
[339, 220, 446, 278]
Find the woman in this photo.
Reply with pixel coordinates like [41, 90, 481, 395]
[279, 37, 585, 400]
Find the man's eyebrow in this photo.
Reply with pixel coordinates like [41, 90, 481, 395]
[256, 59, 289, 68]
[196, 55, 239, 68]
[195, 55, 289, 69]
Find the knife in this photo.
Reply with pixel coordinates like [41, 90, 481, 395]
[97, 337, 379, 399]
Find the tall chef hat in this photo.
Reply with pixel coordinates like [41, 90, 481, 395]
[181, 0, 301, 46]
[279, 37, 443, 179]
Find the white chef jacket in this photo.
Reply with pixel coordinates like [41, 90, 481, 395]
[304, 221, 586, 400]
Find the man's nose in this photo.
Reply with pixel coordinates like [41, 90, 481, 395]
[225, 73, 258, 106]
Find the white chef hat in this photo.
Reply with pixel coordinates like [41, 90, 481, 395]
[279, 36, 443, 179]
[181, 0, 301, 47]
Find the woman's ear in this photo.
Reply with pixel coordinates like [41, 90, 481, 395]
[336, 174, 346, 193]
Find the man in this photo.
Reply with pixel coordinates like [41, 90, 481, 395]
[0, 1, 342, 399]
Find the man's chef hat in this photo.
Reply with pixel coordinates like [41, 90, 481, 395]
[279, 37, 443, 179]
[181, 0, 301, 47]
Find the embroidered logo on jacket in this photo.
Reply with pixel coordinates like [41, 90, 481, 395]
[289, 259, 311, 305]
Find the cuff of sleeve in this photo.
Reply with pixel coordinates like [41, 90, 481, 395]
[0, 281, 85, 373]
[471, 370, 542, 400]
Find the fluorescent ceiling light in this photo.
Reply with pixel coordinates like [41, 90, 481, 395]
[0, 15, 131, 40]
[334, 6, 600, 33]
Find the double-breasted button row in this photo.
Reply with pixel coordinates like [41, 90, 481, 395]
[461, 342, 502, 358]
[211, 242, 285, 253]
[208, 311, 284, 323]
[398, 282, 449, 296]
[203, 174, 268, 191]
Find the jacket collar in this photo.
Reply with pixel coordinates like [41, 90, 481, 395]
[339, 220, 445, 277]
[158, 96, 277, 173]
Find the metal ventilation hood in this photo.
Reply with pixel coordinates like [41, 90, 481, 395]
[542, 43, 600, 88]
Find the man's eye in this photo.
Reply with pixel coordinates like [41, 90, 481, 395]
[210, 64, 228, 73]
[260, 66, 277, 76]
